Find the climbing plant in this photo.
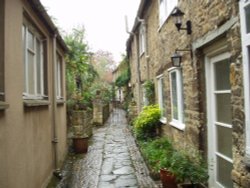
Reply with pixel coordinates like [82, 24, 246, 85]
[143, 80, 155, 105]
[115, 56, 130, 87]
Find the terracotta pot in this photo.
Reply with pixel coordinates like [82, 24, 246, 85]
[72, 137, 88, 153]
[160, 169, 178, 188]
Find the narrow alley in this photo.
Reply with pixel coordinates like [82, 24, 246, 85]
[59, 108, 160, 188]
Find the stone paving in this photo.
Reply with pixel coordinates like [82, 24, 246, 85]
[68, 108, 160, 188]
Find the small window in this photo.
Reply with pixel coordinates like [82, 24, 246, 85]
[159, 0, 178, 26]
[157, 74, 167, 123]
[22, 22, 47, 99]
[139, 24, 145, 55]
[245, 4, 250, 33]
[56, 53, 63, 99]
[142, 83, 148, 106]
[169, 68, 185, 130]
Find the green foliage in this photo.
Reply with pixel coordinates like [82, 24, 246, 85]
[138, 137, 209, 185]
[140, 137, 174, 173]
[133, 105, 160, 140]
[90, 81, 113, 104]
[115, 68, 130, 87]
[143, 80, 155, 105]
[64, 27, 98, 110]
[170, 148, 209, 184]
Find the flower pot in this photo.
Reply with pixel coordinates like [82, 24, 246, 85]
[160, 169, 178, 188]
[72, 137, 88, 153]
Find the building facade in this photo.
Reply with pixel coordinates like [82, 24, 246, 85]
[127, 0, 250, 187]
[0, 0, 68, 187]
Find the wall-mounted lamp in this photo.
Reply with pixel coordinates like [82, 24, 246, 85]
[171, 7, 192, 35]
[171, 49, 192, 67]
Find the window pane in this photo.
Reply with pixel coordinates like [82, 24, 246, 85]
[245, 4, 250, 33]
[216, 125, 232, 158]
[171, 72, 178, 119]
[214, 59, 230, 90]
[36, 39, 41, 94]
[167, 0, 177, 18]
[28, 51, 35, 94]
[159, 0, 165, 24]
[217, 156, 233, 188]
[216, 93, 232, 124]
[158, 77, 166, 118]
[28, 31, 34, 50]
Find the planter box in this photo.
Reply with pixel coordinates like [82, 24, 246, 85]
[72, 137, 88, 153]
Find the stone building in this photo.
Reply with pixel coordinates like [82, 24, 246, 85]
[126, 0, 250, 187]
[0, 0, 68, 187]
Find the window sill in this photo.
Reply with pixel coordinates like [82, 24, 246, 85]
[0, 101, 9, 110]
[160, 117, 167, 124]
[169, 121, 185, 131]
[23, 99, 50, 107]
[57, 99, 66, 105]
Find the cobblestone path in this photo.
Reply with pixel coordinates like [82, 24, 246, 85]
[70, 108, 159, 188]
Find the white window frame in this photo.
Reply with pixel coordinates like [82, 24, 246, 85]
[56, 53, 63, 99]
[139, 24, 145, 55]
[159, 0, 178, 26]
[23, 23, 45, 100]
[168, 67, 185, 130]
[142, 83, 149, 106]
[240, 0, 250, 155]
[157, 74, 167, 123]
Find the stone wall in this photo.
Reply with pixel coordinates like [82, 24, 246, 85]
[127, 0, 248, 187]
[93, 101, 110, 125]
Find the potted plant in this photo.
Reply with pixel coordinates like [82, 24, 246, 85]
[140, 137, 178, 188]
[72, 133, 89, 154]
[170, 148, 209, 188]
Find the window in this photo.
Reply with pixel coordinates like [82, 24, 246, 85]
[157, 74, 167, 123]
[142, 83, 148, 106]
[56, 53, 63, 99]
[159, 0, 178, 26]
[169, 68, 184, 130]
[22, 22, 46, 99]
[139, 24, 145, 55]
[240, 0, 250, 155]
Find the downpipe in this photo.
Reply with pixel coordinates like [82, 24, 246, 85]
[52, 34, 62, 179]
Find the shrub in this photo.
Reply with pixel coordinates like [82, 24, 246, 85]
[140, 137, 174, 173]
[133, 105, 160, 140]
[170, 148, 209, 185]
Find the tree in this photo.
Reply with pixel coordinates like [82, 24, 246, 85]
[64, 27, 98, 108]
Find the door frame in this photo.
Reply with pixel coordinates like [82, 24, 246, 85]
[205, 51, 232, 188]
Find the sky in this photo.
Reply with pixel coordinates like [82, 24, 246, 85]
[40, 0, 140, 63]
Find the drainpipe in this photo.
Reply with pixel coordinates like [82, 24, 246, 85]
[52, 34, 61, 178]
[126, 17, 142, 113]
